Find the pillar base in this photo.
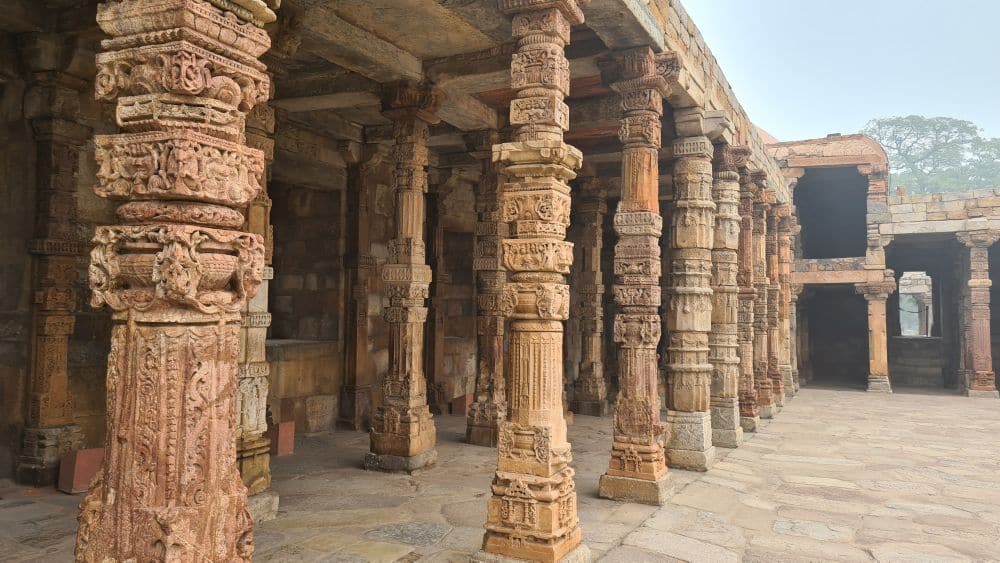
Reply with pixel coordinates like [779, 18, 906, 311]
[248, 490, 280, 524]
[781, 366, 796, 398]
[867, 376, 893, 394]
[759, 404, 777, 419]
[364, 449, 437, 474]
[740, 416, 760, 433]
[564, 409, 575, 426]
[710, 397, 744, 448]
[598, 473, 673, 505]
[336, 384, 372, 431]
[16, 424, 84, 486]
[466, 424, 499, 448]
[666, 411, 716, 472]
[570, 399, 610, 417]
[966, 389, 1000, 399]
[792, 369, 800, 393]
[237, 435, 272, 496]
[473, 542, 591, 563]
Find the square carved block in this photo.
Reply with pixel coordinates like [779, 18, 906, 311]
[58, 448, 104, 494]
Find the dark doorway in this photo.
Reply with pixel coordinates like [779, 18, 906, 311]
[802, 285, 869, 388]
[794, 167, 868, 259]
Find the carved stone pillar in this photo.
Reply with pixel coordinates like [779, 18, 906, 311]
[17, 65, 90, 485]
[237, 104, 275, 507]
[751, 174, 776, 418]
[737, 168, 760, 432]
[790, 284, 804, 394]
[476, 1, 587, 561]
[777, 207, 797, 399]
[708, 144, 748, 449]
[339, 146, 386, 431]
[571, 178, 608, 417]
[77, 1, 276, 559]
[467, 131, 508, 447]
[957, 229, 999, 397]
[367, 82, 441, 473]
[598, 46, 672, 504]
[426, 179, 449, 414]
[856, 274, 897, 393]
[665, 108, 717, 472]
[765, 198, 785, 409]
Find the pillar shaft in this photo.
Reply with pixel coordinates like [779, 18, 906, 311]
[790, 284, 803, 394]
[467, 130, 508, 447]
[709, 145, 748, 448]
[367, 83, 442, 472]
[237, 104, 275, 499]
[477, 2, 587, 561]
[766, 204, 785, 408]
[18, 69, 90, 484]
[339, 146, 386, 431]
[77, 1, 276, 559]
[856, 275, 897, 393]
[599, 47, 673, 504]
[665, 109, 717, 472]
[958, 230, 999, 396]
[737, 168, 760, 430]
[751, 176, 775, 417]
[571, 179, 609, 417]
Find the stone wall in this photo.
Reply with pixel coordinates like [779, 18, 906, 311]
[889, 337, 944, 388]
[884, 189, 1000, 235]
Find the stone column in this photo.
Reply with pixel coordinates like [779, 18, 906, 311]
[571, 178, 609, 417]
[237, 104, 275, 512]
[77, 0, 276, 559]
[467, 130, 508, 447]
[665, 108, 717, 472]
[856, 274, 897, 393]
[425, 181, 449, 414]
[339, 146, 387, 431]
[598, 46, 673, 504]
[17, 60, 89, 485]
[765, 198, 785, 409]
[366, 82, 441, 473]
[957, 229, 999, 397]
[737, 167, 760, 432]
[477, 1, 587, 561]
[777, 211, 799, 398]
[790, 284, 804, 394]
[709, 144, 748, 449]
[751, 173, 776, 418]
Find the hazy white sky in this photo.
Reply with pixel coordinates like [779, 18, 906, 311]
[682, 0, 1000, 142]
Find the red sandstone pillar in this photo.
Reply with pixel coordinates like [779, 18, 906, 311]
[856, 274, 897, 393]
[737, 167, 760, 431]
[958, 228, 999, 397]
[77, 1, 277, 559]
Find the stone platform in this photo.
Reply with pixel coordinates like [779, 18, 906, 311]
[2, 388, 1000, 561]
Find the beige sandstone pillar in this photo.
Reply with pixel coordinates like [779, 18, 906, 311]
[777, 209, 798, 398]
[17, 49, 89, 484]
[571, 178, 609, 417]
[665, 108, 717, 472]
[367, 82, 441, 473]
[856, 274, 896, 393]
[237, 104, 276, 510]
[77, 0, 276, 559]
[598, 46, 673, 504]
[339, 146, 387, 431]
[790, 284, 804, 394]
[709, 144, 748, 448]
[957, 229, 999, 397]
[751, 174, 776, 418]
[476, 1, 587, 561]
[737, 167, 760, 431]
[467, 130, 508, 447]
[766, 200, 785, 409]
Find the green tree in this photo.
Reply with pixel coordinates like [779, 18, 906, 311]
[861, 115, 1000, 194]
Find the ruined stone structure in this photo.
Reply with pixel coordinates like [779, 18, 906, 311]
[0, 1, 996, 562]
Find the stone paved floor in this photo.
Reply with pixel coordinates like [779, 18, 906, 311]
[3, 388, 1000, 562]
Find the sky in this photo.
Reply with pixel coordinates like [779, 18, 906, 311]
[682, 0, 1000, 142]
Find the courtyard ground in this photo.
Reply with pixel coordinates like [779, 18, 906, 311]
[2, 388, 1000, 562]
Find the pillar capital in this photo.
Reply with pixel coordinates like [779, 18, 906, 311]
[382, 81, 444, 125]
[957, 229, 1000, 249]
[855, 275, 898, 301]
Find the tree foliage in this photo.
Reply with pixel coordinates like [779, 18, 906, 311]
[861, 116, 999, 194]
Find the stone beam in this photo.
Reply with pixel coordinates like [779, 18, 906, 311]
[272, 72, 381, 112]
[582, 0, 665, 52]
[432, 0, 511, 43]
[437, 86, 499, 131]
[301, 8, 422, 83]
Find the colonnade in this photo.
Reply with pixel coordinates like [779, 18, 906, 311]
[73, 0, 805, 561]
